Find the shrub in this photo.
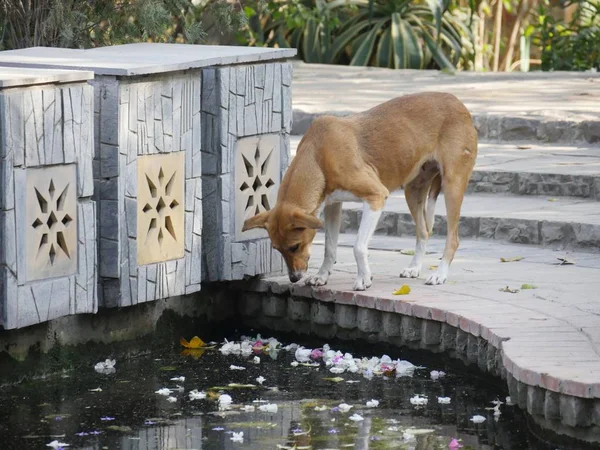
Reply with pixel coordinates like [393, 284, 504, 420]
[529, 0, 600, 71]
[0, 0, 245, 50]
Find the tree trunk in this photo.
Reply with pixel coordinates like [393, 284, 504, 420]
[492, 0, 503, 72]
[502, 0, 538, 71]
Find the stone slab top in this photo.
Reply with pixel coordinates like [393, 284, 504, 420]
[0, 66, 93, 88]
[260, 234, 600, 400]
[0, 44, 297, 76]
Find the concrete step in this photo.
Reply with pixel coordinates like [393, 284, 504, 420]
[290, 137, 600, 200]
[291, 62, 600, 143]
[339, 192, 600, 252]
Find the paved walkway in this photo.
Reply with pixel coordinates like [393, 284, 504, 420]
[292, 62, 600, 120]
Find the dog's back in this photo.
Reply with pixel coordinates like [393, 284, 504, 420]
[308, 92, 477, 193]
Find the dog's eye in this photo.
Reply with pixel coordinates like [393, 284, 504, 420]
[288, 244, 300, 253]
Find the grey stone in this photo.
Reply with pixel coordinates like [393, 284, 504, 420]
[311, 301, 335, 325]
[99, 78, 119, 146]
[396, 213, 416, 237]
[238, 292, 262, 317]
[571, 223, 600, 251]
[99, 238, 119, 278]
[262, 295, 287, 317]
[382, 312, 403, 337]
[440, 323, 456, 351]
[401, 316, 422, 342]
[466, 334, 479, 364]
[476, 338, 488, 372]
[421, 320, 441, 346]
[288, 297, 310, 322]
[486, 345, 498, 375]
[100, 144, 119, 178]
[527, 385, 545, 417]
[455, 329, 468, 356]
[541, 221, 573, 248]
[593, 400, 600, 426]
[375, 211, 398, 236]
[500, 117, 540, 140]
[335, 304, 357, 329]
[544, 391, 561, 421]
[582, 120, 600, 143]
[357, 308, 382, 333]
[559, 395, 592, 427]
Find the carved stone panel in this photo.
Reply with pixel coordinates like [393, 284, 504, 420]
[20, 165, 78, 282]
[235, 134, 280, 241]
[137, 152, 185, 265]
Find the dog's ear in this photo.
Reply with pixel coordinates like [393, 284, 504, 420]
[242, 211, 270, 231]
[291, 211, 323, 230]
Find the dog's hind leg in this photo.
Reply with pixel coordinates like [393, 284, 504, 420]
[400, 163, 440, 279]
[306, 202, 342, 286]
[425, 174, 442, 235]
[426, 150, 475, 285]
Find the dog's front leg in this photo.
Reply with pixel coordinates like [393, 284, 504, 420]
[353, 203, 383, 291]
[306, 203, 342, 286]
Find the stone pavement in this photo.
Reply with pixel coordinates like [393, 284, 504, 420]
[291, 62, 600, 142]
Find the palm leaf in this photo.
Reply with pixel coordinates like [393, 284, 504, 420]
[421, 25, 455, 71]
[426, 0, 444, 43]
[302, 17, 321, 63]
[375, 27, 392, 67]
[350, 18, 386, 66]
[330, 20, 372, 62]
[391, 13, 423, 69]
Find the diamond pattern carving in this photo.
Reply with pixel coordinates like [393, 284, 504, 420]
[235, 134, 280, 240]
[24, 165, 77, 281]
[137, 152, 185, 265]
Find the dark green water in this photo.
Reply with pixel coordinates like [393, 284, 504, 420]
[0, 327, 583, 450]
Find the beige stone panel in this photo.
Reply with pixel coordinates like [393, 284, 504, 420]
[25, 165, 78, 281]
[137, 152, 185, 265]
[235, 134, 280, 241]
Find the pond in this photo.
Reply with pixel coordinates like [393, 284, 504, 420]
[0, 325, 582, 450]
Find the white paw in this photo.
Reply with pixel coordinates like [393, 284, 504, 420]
[399, 267, 420, 278]
[305, 273, 329, 286]
[353, 274, 373, 291]
[425, 272, 447, 285]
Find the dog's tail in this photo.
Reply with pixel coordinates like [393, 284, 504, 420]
[424, 173, 442, 236]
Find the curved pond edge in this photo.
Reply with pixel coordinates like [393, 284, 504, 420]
[229, 277, 600, 444]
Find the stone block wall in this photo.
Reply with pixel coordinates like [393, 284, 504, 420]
[201, 62, 292, 281]
[0, 82, 97, 329]
[92, 71, 203, 307]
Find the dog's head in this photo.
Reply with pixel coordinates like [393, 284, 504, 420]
[242, 204, 322, 282]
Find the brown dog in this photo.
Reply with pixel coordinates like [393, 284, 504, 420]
[243, 92, 477, 290]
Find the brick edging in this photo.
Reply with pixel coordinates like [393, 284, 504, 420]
[230, 278, 600, 436]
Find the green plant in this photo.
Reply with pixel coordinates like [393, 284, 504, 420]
[0, 0, 245, 50]
[242, 0, 347, 63]
[529, 0, 600, 71]
[328, 0, 472, 70]
[240, 0, 474, 70]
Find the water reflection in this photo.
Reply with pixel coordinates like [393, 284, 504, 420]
[0, 331, 580, 449]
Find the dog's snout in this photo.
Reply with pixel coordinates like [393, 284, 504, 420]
[289, 272, 303, 283]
